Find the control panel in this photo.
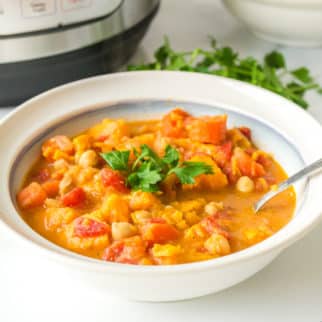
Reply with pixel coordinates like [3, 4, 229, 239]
[0, 0, 122, 35]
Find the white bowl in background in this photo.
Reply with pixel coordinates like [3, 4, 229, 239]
[223, 0, 322, 47]
[1, 71, 322, 302]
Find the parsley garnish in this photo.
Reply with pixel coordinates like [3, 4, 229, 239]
[100, 150, 130, 171]
[128, 163, 163, 192]
[128, 37, 322, 109]
[100, 145, 213, 192]
[169, 162, 213, 184]
[163, 145, 180, 168]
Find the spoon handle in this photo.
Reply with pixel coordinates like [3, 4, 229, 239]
[254, 158, 322, 213]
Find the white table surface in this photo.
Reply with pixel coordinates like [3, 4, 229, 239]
[1, 1, 322, 321]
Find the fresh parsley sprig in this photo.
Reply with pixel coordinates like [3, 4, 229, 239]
[100, 145, 213, 192]
[128, 37, 322, 109]
[100, 150, 130, 171]
[169, 162, 213, 185]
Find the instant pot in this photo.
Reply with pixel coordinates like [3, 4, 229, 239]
[0, 0, 160, 106]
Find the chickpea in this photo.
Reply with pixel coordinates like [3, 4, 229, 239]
[111, 222, 137, 241]
[53, 158, 69, 171]
[131, 210, 152, 224]
[77, 167, 98, 185]
[78, 150, 98, 168]
[44, 198, 60, 208]
[59, 173, 73, 195]
[204, 201, 224, 215]
[204, 233, 231, 256]
[236, 176, 255, 193]
[45, 207, 77, 231]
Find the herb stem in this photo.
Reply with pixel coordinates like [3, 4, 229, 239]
[128, 37, 322, 109]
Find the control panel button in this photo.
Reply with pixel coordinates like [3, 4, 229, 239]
[21, 0, 56, 17]
[61, 0, 91, 11]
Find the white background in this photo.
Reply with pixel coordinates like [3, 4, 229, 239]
[1, 1, 322, 321]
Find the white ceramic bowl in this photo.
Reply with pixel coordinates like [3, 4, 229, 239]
[1, 71, 322, 302]
[223, 0, 322, 47]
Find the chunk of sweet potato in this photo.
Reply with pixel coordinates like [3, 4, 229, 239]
[233, 147, 265, 178]
[186, 115, 227, 145]
[102, 236, 146, 264]
[141, 222, 179, 244]
[17, 182, 47, 209]
[161, 108, 190, 138]
[183, 155, 228, 190]
[42, 135, 74, 161]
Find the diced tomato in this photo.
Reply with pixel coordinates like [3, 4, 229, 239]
[52, 172, 64, 180]
[73, 216, 110, 238]
[201, 214, 218, 234]
[239, 127, 252, 140]
[117, 258, 140, 265]
[244, 147, 256, 155]
[234, 148, 265, 178]
[220, 141, 233, 160]
[161, 108, 190, 138]
[41, 180, 59, 197]
[36, 168, 51, 183]
[187, 115, 227, 145]
[103, 241, 124, 261]
[149, 217, 167, 224]
[234, 148, 251, 174]
[256, 154, 273, 168]
[102, 236, 146, 264]
[222, 163, 236, 184]
[97, 135, 109, 142]
[214, 141, 233, 167]
[141, 222, 179, 244]
[61, 187, 86, 207]
[253, 163, 266, 178]
[201, 214, 230, 239]
[17, 182, 47, 209]
[100, 168, 129, 193]
[197, 246, 208, 253]
[255, 178, 269, 192]
[263, 175, 277, 185]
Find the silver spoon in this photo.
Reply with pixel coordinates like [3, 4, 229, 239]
[254, 158, 322, 213]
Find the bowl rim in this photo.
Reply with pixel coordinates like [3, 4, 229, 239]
[1, 70, 322, 275]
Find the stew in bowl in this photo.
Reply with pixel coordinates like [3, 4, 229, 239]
[17, 108, 296, 265]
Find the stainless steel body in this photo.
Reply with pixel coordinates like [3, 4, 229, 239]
[0, 0, 160, 105]
[0, 0, 159, 63]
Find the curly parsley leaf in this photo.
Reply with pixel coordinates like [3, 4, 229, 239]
[100, 150, 130, 171]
